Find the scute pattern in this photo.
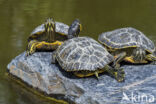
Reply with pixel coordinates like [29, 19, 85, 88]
[139, 35, 155, 53]
[31, 24, 45, 35]
[56, 37, 114, 71]
[98, 27, 155, 52]
[55, 22, 69, 34]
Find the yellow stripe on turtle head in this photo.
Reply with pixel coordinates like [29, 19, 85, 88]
[47, 27, 50, 32]
[50, 26, 54, 31]
[79, 24, 82, 32]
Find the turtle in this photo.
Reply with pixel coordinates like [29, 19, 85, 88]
[98, 27, 156, 67]
[52, 36, 125, 82]
[26, 18, 82, 56]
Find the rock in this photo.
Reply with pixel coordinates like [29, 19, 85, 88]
[7, 52, 156, 104]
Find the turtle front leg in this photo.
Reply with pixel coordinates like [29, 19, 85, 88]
[133, 47, 146, 62]
[113, 52, 126, 68]
[104, 65, 125, 82]
[26, 40, 39, 56]
[26, 40, 63, 56]
[35, 41, 63, 50]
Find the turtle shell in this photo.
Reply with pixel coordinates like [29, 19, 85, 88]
[98, 27, 155, 53]
[28, 22, 69, 41]
[55, 37, 114, 71]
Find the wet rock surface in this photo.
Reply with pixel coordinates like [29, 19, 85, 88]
[7, 52, 156, 104]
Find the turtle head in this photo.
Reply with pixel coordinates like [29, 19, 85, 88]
[44, 18, 56, 42]
[68, 19, 82, 39]
[44, 18, 55, 33]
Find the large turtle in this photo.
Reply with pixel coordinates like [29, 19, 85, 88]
[26, 18, 82, 56]
[52, 37, 125, 82]
[98, 27, 156, 67]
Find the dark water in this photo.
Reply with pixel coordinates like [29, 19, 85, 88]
[0, 0, 156, 104]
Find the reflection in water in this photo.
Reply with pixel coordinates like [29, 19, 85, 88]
[0, 77, 64, 104]
[0, 0, 156, 104]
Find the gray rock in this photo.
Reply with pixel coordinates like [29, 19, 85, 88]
[7, 52, 156, 104]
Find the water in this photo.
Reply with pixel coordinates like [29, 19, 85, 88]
[0, 0, 156, 104]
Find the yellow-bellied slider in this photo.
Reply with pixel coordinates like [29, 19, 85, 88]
[52, 37, 125, 82]
[98, 27, 156, 66]
[26, 18, 82, 56]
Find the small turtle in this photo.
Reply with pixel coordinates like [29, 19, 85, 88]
[52, 37, 125, 82]
[98, 27, 156, 67]
[26, 18, 82, 56]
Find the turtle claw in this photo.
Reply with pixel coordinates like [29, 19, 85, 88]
[26, 45, 36, 56]
[26, 51, 33, 56]
[114, 68, 125, 82]
[26, 51, 30, 57]
[106, 65, 125, 82]
[95, 72, 99, 79]
[29, 49, 36, 56]
[26, 40, 38, 56]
